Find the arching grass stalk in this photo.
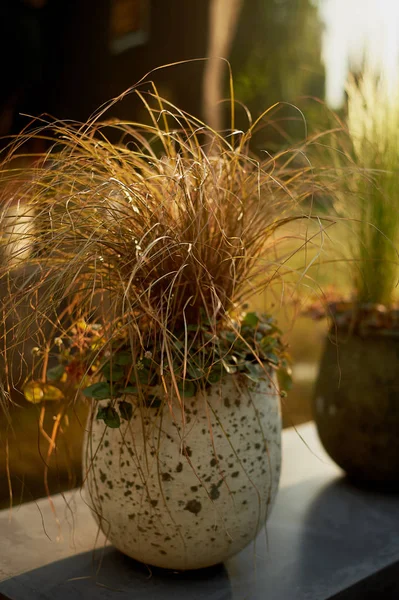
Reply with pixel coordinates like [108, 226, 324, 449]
[0, 84, 326, 429]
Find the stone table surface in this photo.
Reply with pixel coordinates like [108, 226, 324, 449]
[0, 422, 398, 600]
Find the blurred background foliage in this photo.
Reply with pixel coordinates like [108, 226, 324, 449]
[229, 0, 327, 147]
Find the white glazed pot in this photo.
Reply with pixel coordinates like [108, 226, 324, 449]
[83, 371, 281, 570]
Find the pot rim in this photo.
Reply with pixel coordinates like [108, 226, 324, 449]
[325, 301, 399, 338]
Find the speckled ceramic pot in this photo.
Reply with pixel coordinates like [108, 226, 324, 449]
[313, 331, 399, 489]
[83, 371, 281, 570]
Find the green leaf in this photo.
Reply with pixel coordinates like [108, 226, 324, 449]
[146, 395, 162, 409]
[266, 352, 279, 365]
[83, 382, 111, 399]
[199, 307, 211, 325]
[207, 364, 223, 384]
[119, 400, 133, 420]
[278, 366, 293, 391]
[187, 364, 204, 380]
[233, 350, 248, 360]
[260, 336, 277, 354]
[225, 331, 237, 343]
[244, 361, 262, 381]
[177, 380, 196, 397]
[258, 322, 273, 335]
[122, 385, 138, 394]
[97, 405, 121, 428]
[130, 367, 156, 385]
[242, 312, 259, 327]
[101, 363, 124, 382]
[96, 406, 108, 421]
[115, 351, 132, 366]
[46, 364, 65, 382]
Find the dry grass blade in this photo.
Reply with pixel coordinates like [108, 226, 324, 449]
[0, 86, 323, 412]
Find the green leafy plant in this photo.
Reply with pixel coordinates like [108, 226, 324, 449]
[25, 311, 291, 427]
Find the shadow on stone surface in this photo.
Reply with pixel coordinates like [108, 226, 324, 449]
[0, 547, 232, 600]
[328, 559, 399, 600]
[297, 478, 399, 599]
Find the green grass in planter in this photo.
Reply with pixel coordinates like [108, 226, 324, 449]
[305, 70, 399, 307]
[347, 73, 399, 305]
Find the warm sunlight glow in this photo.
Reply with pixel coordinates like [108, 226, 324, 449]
[320, 0, 399, 108]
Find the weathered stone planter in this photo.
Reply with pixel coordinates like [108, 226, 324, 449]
[313, 329, 399, 490]
[83, 371, 281, 570]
